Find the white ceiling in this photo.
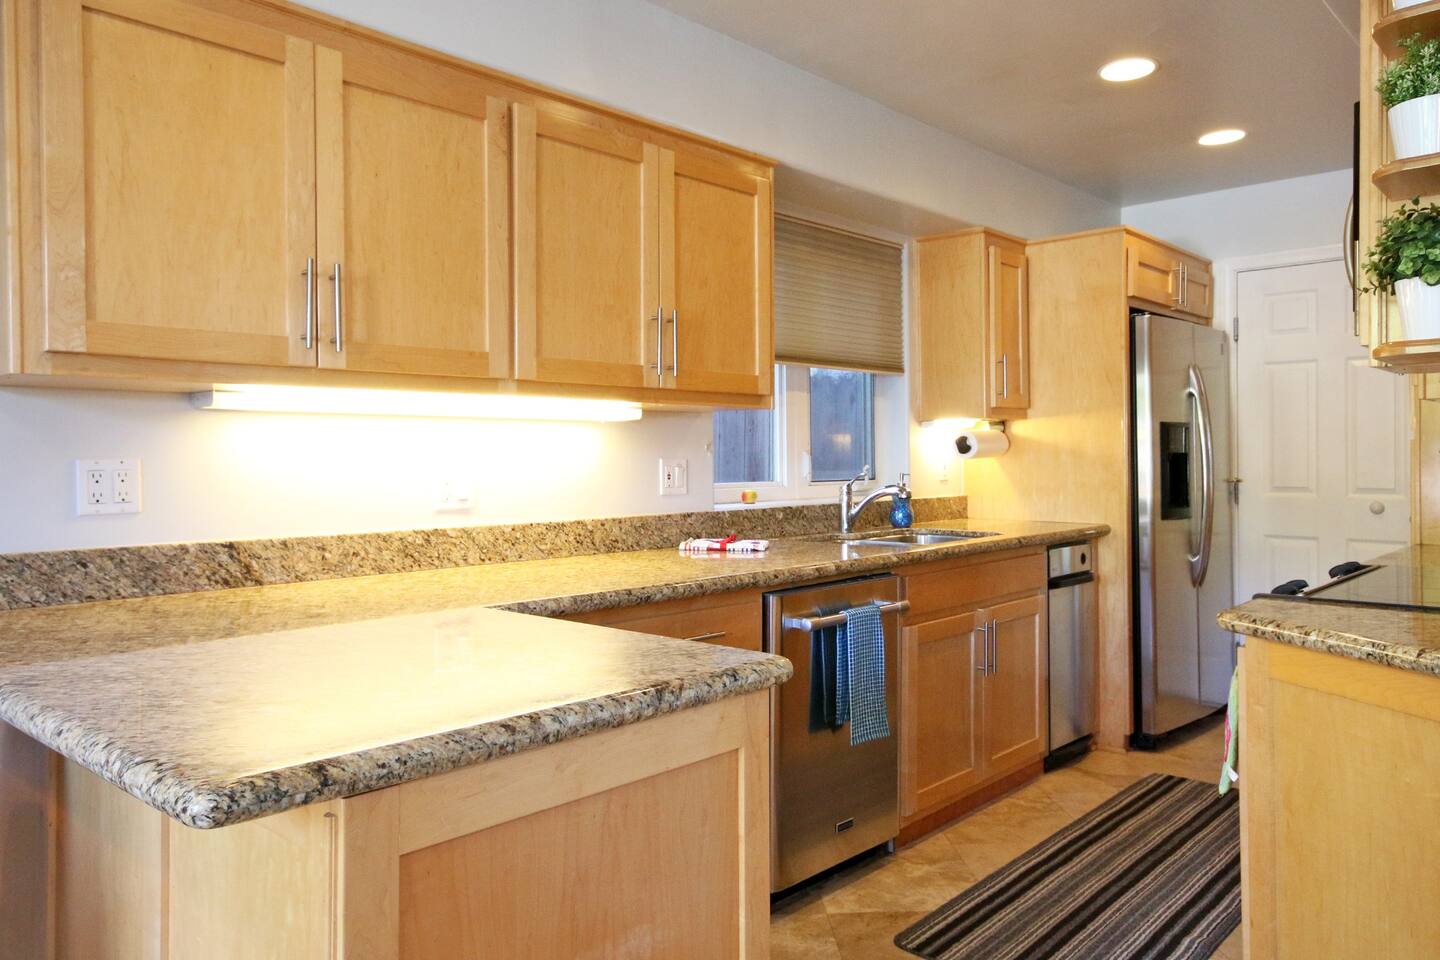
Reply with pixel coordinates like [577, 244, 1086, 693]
[643, 0, 1360, 205]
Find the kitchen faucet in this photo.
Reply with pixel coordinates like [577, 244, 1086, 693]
[839, 465, 911, 534]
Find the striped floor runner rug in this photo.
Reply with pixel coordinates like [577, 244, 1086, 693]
[896, 774, 1240, 960]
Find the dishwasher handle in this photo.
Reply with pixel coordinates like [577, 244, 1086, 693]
[1047, 570, 1095, 590]
[783, 599, 910, 632]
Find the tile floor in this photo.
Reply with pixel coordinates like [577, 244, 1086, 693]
[771, 718, 1241, 959]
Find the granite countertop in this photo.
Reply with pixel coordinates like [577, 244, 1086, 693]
[1220, 544, 1440, 677]
[0, 516, 1105, 828]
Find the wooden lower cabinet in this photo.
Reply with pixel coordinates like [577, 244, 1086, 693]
[41, 693, 770, 960]
[980, 594, 1048, 779]
[565, 589, 764, 651]
[900, 609, 984, 817]
[899, 550, 1051, 828]
[1239, 637, 1440, 959]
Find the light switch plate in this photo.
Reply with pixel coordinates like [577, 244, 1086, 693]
[659, 458, 688, 496]
[75, 458, 142, 516]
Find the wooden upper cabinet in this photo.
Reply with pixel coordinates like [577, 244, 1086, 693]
[512, 105, 661, 390]
[38, 0, 316, 367]
[1124, 231, 1213, 323]
[901, 610, 984, 818]
[981, 593, 1048, 779]
[661, 149, 773, 396]
[912, 229, 1029, 421]
[987, 244, 1029, 414]
[314, 47, 511, 378]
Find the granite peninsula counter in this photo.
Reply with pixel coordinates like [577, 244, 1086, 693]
[0, 517, 1103, 959]
[1220, 546, 1440, 956]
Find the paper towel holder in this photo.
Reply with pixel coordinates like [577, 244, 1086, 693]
[954, 420, 1006, 457]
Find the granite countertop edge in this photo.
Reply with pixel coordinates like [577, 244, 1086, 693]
[0, 656, 792, 829]
[1219, 604, 1440, 678]
[495, 522, 1112, 618]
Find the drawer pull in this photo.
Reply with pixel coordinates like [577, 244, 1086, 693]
[685, 631, 727, 643]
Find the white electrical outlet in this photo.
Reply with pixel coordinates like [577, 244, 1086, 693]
[434, 476, 474, 513]
[659, 458, 688, 496]
[75, 459, 142, 516]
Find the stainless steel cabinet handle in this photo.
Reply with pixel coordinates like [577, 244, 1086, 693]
[1343, 194, 1359, 336]
[783, 599, 911, 632]
[976, 620, 990, 673]
[300, 257, 315, 350]
[998, 354, 1009, 398]
[1181, 263, 1188, 309]
[329, 263, 344, 353]
[651, 306, 664, 373]
[1171, 264, 1184, 306]
[990, 619, 999, 674]
[684, 631, 726, 643]
[669, 308, 679, 378]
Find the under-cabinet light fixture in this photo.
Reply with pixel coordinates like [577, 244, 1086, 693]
[1098, 57, 1158, 82]
[191, 385, 643, 422]
[1198, 128, 1246, 146]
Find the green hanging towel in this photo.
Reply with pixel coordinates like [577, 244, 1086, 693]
[1218, 666, 1239, 796]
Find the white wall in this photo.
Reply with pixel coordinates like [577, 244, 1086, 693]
[1121, 169, 1351, 262]
[1, 0, 1119, 553]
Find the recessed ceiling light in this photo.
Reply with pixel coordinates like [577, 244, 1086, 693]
[1198, 128, 1246, 146]
[1098, 57, 1157, 82]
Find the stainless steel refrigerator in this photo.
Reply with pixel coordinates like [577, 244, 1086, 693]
[1132, 311, 1234, 744]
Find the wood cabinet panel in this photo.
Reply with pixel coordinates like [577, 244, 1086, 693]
[981, 593, 1048, 778]
[900, 553, 1050, 824]
[315, 46, 510, 377]
[1124, 231, 1213, 323]
[40, 0, 315, 367]
[565, 590, 763, 651]
[901, 610, 983, 818]
[399, 751, 741, 960]
[912, 229, 1029, 421]
[662, 148, 773, 397]
[903, 550, 1046, 622]
[513, 105, 660, 390]
[988, 244, 1029, 414]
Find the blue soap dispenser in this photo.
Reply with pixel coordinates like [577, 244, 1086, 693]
[889, 473, 913, 529]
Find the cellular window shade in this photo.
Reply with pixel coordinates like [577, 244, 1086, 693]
[774, 216, 904, 374]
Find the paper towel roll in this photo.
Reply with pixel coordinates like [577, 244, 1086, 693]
[954, 428, 1009, 459]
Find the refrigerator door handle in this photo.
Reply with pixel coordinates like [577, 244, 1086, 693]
[1185, 363, 1215, 588]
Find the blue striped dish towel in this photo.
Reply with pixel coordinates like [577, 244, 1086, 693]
[835, 604, 890, 746]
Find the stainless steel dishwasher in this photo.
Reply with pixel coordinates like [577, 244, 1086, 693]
[764, 575, 906, 892]
[1047, 542, 1097, 768]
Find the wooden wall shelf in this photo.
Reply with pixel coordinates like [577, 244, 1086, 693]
[1372, 336, 1440, 369]
[1375, 0, 1440, 58]
[1373, 153, 1440, 198]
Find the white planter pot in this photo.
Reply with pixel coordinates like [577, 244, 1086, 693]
[1389, 94, 1440, 160]
[1395, 277, 1440, 341]
[1394, 0, 1428, 10]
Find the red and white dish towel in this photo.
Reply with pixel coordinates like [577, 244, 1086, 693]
[678, 535, 770, 554]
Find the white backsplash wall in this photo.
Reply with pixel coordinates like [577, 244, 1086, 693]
[0, 388, 716, 553]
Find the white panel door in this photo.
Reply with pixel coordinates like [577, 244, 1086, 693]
[1235, 259, 1410, 599]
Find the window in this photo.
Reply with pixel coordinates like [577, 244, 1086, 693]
[713, 365, 893, 504]
[808, 368, 874, 482]
[714, 216, 904, 506]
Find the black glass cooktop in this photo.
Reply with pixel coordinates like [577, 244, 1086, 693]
[1266, 547, 1440, 611]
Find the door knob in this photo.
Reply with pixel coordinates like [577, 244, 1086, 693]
[1370, 501, 1386, 515]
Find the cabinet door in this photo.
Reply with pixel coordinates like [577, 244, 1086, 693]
[901, 611, 984, 818]
[39, 0, 315, 367]
[660, 149, 773, 396]
[986, 244, 1029, 415]
[315, 48, 510, 377]
[981, 594, 1048, 778]
[1181, 257, 1215, 320]
[1126, 236, 1182, 312]
[513, 105, 661, 389]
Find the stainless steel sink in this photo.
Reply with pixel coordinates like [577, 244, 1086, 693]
[810, 528, 1000, 549]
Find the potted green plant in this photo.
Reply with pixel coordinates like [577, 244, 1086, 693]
[1362, 198, 1440, 340]
[1380, 34, 1440, 159]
